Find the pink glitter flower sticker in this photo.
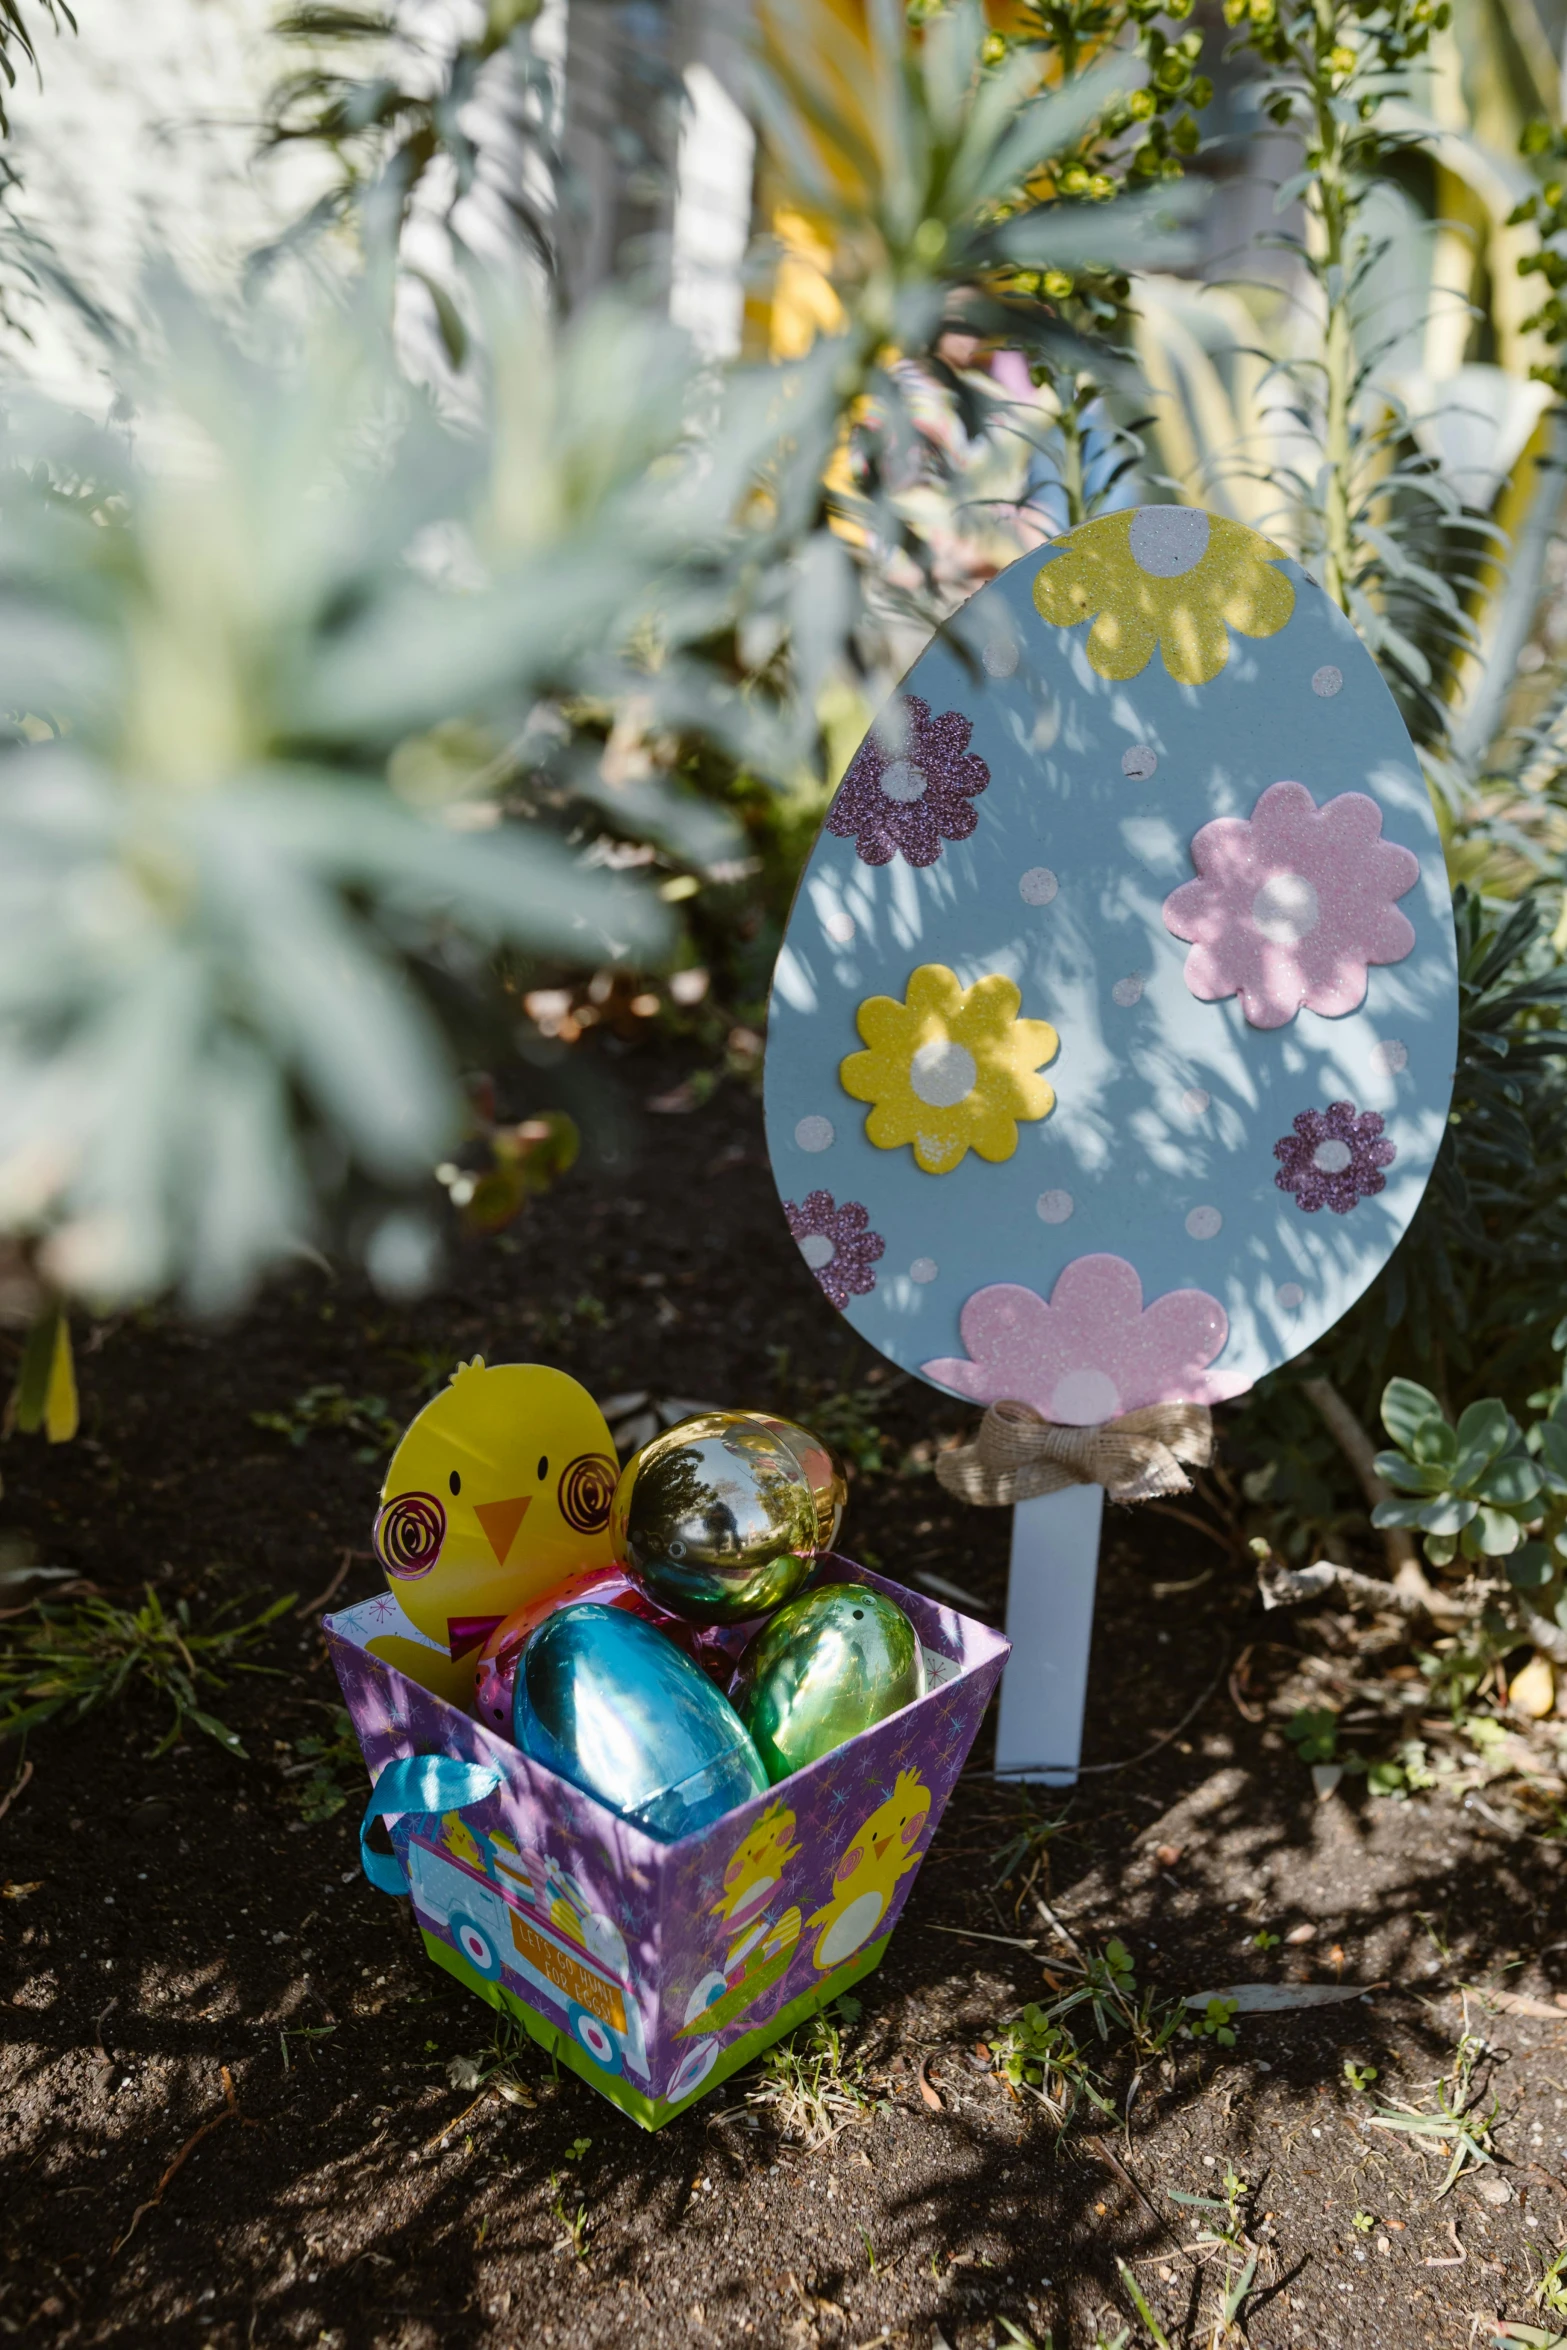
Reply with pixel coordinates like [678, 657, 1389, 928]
[1274, 1100, 1396, 1214]
[920, 1253, 1246, 1425]
[1161, 780, 1419, 1029]
[785, 1189, 885, 1310]
[826, 694, 989, 868]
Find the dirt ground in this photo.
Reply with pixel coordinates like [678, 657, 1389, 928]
[4, 1051, 1567, 2350]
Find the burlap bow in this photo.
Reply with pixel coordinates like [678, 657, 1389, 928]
[935, 1397, 1213, 1507]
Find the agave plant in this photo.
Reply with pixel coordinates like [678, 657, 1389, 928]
[0, 275, 772, 1316]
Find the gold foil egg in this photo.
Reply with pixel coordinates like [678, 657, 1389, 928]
[611, 1411, 844, 1624]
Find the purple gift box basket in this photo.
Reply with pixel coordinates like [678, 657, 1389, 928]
[328, 1561, 1007, 2128]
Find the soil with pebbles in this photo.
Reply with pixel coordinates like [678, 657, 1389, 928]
[3, 1048, 1567, 2350]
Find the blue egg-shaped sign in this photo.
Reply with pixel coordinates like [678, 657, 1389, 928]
[763, 509, 1460, 1419]
[513, 1602, 767, 1841]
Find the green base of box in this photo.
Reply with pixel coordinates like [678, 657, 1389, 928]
[422, 1926, 890, 2130]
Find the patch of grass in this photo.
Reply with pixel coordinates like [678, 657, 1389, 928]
[0, 1582, 293, 1757]
[445, 2010, 538, 2107]
[251, 1383, 400, 1459]
[746, 1994, 884, 2147]
[1366, 2029, 1498, 2195]
[1169, 2163, 1256, 2339]
[762, 1345, 900, 1475]
[280, 1706, 360, 1822]
[1115, 2260, 1172, 2350]
[989, 1934, 1185, 2124]
[990, 1798, 1069, 1914]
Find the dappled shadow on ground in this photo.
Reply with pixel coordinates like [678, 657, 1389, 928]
[3, 1053, 1565, 2349]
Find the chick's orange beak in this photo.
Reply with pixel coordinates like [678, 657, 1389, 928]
[474, 1494, 531, 1563]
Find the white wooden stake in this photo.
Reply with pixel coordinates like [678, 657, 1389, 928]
[992, 1482, 1104, 1784]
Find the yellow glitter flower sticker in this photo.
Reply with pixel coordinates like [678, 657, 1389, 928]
[1032, 507, 1294, 686]
[840, 964, 1059, 1175]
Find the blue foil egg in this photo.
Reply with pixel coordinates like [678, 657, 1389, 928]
[513, 1602, 767, 1841]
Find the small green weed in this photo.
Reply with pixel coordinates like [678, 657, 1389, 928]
[1535, 2241, 1567, 2316]
[251, 1383, 400, 1460]
[1169, 2164, 1256, 2337]
[762, 1345, 895, 1474]
[1352, 2207, 1375, 2232]
[549, 2135, 592, 2259]
[446, 2010, 538, 2106]
[0, 1582, 293, 1756]
[1366, 2030, 1498, 2195]
[1344, 2058, 1380, 2092]
[281, 1706, 360, 1822]
[990, 1799, 1068, 1912]
[1286, 1707, 1442, 1799]
[278, 2023, 336, 2075]
[1252, 1928, 1280, 1951]
[990, 1933, 1185, 2124]
[992, 2002, 1115, 2123]
[1190, 1997, 1239, 2048]
[747, 1994, 883, 2146]
[1115, 2259, 1172, 2348]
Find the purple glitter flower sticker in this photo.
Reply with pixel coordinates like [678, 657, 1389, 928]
[826, 694, 989, 868]
[785, 1189, 885, 1310]
[1274, 1101, 1396, 1215]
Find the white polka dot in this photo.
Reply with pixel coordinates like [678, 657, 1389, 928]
[1121, 745, 1158, 781]
[794, 1115, 834, 1153]
[1312, 1139, 1352, 1174]
[909, 1257, 938, 1284]
[880, 759, 927, 804]
[910, 1040, 977, 1108]
[1311, 664, 1344, 698]
[1185, 1205, 1222, 1239]
[798, 1233, 835, 1270]
[1181, 1088, 1210, 1116]
[1111, 974, 1145, 1007]
[1036, 1189, 1074, 1225]
[1128, 506, 1210, 579]
[1019, 866, 1059, 906]
[822, 908, 855, 945]
[1277, 1283, 1305, 1310]
[1371, 1039, 1408, 1075]
[1251, 870, 1320, 944]
[982, 637, 1019, 677]
[1049, 1367, 1122, 1425]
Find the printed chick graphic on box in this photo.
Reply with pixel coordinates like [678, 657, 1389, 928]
[807, 1768, 930, 1972]
[710, 1800, 802, 1976]
[366, 1359, 617, 1703]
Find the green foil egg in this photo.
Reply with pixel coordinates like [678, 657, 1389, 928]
[611, 1412, 840, 1624]
[731, 1583, 926, 1780]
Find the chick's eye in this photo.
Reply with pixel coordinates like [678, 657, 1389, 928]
[449, 1471, 462, 1496]
[537, 1455, 548, 1482]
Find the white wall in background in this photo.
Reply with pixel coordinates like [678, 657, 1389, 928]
[3, 0, 327, 399]
[669, 61, 754, 359]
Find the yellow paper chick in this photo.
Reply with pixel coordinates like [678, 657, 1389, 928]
[366, 1359, 617, 1705]
[806, 1768, 930, 1972]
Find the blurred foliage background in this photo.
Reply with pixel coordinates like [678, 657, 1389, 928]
[0, 0, 1563, 1558]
